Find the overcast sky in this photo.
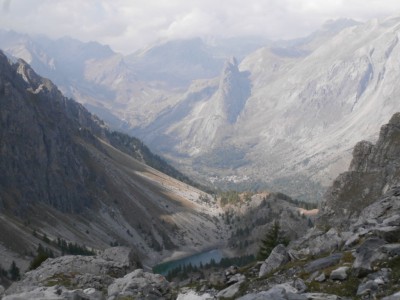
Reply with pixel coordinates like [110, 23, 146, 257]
[1, 0, 400, 54]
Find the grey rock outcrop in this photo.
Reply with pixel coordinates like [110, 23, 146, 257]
[259, 244, 290, 277]
[100, 246, 139, 271]
[107, 268, 170, 299]
[303, 253, 342, 273]
[3, 285, 103, 300]
[5, 247, 145, 298]
[318, 112, 400, 229]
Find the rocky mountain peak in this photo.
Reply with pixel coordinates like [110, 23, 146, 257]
[221, 56, 239, 74]
[218, 56, 250, 124]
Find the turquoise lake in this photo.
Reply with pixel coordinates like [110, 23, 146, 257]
[153, 249, 223, 276]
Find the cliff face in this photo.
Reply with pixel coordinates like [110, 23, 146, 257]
[0, 51, 226, 267]
[0, 52, 104, 213]
[318, 112, 400, 228]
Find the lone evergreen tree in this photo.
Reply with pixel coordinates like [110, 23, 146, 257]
[257, 220, 289, 260]
[9, 260, 20, 281]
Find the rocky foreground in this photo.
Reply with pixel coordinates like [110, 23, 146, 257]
[1, 193, 399, 299]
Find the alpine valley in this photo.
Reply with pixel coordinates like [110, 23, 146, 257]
[1, 13, 400, 300]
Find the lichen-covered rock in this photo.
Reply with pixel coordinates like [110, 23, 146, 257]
[259, 244, 290, 277]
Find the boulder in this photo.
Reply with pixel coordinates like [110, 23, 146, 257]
[366, 268, 391, 283]
[382, 291, 400, 300]
[2, 285, 102, 300]
[107, 268, 169, 299]
[344, 233, 360, 249]
[382, 215, 400, 226]
[356, 280, 379, 296]
[227, 273, 246, 284]
[259, 244, 290, 277]
[225, 265, 238, 277]
[381, 244, 400, 256]
[304, 253, 342, 273]
[208, 271, 226, 286]
[302, 228, 343, 256]
[329, 266, 349, 281]
[176, 288, 214, 300]
[216, 282, 242, 299]
[237, 285, 307, 300]
[372, 226, 400, 243]
[302, 293, 342, 300]
[352, 238, 387, 277]
[292, 278, 307, 293]
[314, 273, 326, 282]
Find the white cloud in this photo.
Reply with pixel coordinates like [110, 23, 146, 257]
[1, 0, 400, 54]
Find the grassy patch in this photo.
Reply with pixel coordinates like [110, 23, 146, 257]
[341, 251, 355, 264]
[44, 273, 75, 288]
[305, 275, 361, 298]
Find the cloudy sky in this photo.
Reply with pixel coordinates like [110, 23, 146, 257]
[1, 0, 400, 54]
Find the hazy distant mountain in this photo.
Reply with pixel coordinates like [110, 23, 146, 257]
[131, 15, 400, 200]
[3, 16, 398, 201]
[126, 36, 269, 87]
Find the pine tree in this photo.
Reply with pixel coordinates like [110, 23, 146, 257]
[29, 243, 53, 270]
[257, 220, 289, 260]
[9, 260, 20, 281]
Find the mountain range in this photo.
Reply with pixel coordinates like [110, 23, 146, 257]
[2, 16, 400, 202]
